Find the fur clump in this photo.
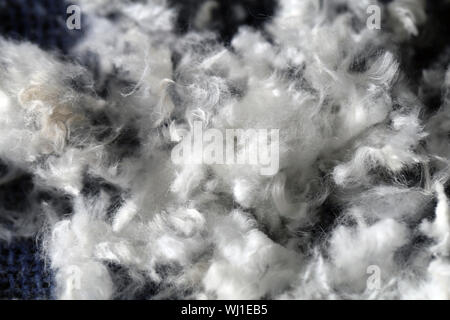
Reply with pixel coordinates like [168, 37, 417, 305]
[0, 0, 450, 299]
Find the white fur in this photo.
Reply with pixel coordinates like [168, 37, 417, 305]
[0, 0, 449, 300]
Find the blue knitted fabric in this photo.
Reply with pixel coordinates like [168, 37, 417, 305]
[0, 239, 52, 299]
[0, 0, 82, 53]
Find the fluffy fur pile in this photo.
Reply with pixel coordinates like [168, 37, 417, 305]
[1, 0, 450, 299]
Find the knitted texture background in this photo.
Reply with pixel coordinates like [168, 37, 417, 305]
[0, 239, 51, 299]
[0, 0, 83, 53]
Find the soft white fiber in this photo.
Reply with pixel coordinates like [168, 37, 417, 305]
[1, 0, 450, 299]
